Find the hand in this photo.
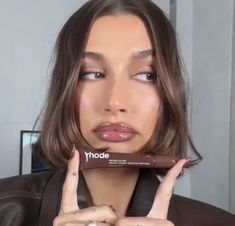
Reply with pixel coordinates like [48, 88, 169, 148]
[115, 159, 188, 226]
[53, 149, 117, 226]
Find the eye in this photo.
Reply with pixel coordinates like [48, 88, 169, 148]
[133, 72, 158, 83]
[79, 71, 105, 80]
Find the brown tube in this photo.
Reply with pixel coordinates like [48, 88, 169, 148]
[79, 149, 179, 170]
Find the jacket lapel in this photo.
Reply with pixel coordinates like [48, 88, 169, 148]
[127, 169, 160, 216]
[38, 169, 65, 226]
[77, 168, 161, 217]
[39, 168, 181, 225]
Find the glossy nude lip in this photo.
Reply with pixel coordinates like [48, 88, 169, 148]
[92, 122, 138, 142]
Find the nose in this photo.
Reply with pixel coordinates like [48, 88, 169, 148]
[104, 81, 128, 114]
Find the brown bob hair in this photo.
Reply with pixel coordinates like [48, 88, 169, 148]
[38, 0, 202, 169]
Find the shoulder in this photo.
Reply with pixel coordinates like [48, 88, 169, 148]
[0, 170, 60, 226]
[0, 170, 56, 194]
[170, 194, 235, 226]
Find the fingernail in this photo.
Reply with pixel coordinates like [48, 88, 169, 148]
[70, 145, 76, 159]
[183, 158, 191, 168]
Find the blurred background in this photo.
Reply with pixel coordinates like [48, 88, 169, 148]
[0, 0, 235, 214]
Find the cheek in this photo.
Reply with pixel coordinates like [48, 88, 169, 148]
[145, 97, 160, 125]
[134, 85, 160, 115]
[75, 83, 107, 142]
[75, 87, 97, 134]
[135, 89, 161, 136]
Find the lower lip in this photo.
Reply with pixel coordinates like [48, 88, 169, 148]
[93, 131, 137, 142]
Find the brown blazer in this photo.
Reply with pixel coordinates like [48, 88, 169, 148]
[0, 169, 234, 226]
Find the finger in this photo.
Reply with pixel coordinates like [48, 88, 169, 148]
[56, 205, 117, 225]
[89, 223, 112, 226]
[147, 159, 187, 219]
[60, 148, 80, 214]
[54, 219, 112, 226]
[115, 217, 174, 226]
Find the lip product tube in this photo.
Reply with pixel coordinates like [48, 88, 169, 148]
[79, 149, 179, 170]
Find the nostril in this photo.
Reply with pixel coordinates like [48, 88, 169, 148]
[120, 109, 125, 112]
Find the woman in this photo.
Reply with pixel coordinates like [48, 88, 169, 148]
[0, 0, 234, 225]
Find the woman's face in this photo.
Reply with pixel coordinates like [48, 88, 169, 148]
[76, 15, 161, 153]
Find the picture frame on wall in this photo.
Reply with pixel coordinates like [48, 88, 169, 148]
[19, 130, 48, 175]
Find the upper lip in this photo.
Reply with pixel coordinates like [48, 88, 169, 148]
[93, 122, 138, 133]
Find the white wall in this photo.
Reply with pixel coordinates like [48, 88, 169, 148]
[175, 0, 193, 199]
[0, 0, 234, 213]
[157, 0, 234, 211]
[0, 0, 84, 178]
[154, 0, 170, 13]
[190, 0, 234, 211]
[230, 0, 235, 214]
[154, 0, 192, 199]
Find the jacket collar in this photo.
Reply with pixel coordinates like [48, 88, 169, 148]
[39, 168, 180, 225]
[77, 168, 160, 216]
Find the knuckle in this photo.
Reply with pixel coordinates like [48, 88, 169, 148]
[157, 188, 172, 201]
[62, 182, 69, 193]
[62, 181, 74, 194]
[163, 191, 172, 200]
[115, 218, 125, 226]
[165, 169, 177, 182]
[53, 216, 61, 226]
[167, 168, 176, 176]
[106, 207, 116, 215]
[100, 205, 117, 219]
[99, 204, 112, 213]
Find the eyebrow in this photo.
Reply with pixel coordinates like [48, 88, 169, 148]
[82, 49, 154, 61]
[82, 52, 104, 61]
[133, 49, 155, 59]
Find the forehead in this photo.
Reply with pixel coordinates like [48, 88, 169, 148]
[85, 14, 153, 53]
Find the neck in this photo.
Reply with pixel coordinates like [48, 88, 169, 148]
[82, 167, 139, 216]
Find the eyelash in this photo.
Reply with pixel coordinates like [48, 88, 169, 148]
[132, 71, 158, 83]
[79, 71, 105, 80]
[79, 71, 158, 83]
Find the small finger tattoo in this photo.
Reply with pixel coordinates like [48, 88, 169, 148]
[72, 172, 77, 176]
